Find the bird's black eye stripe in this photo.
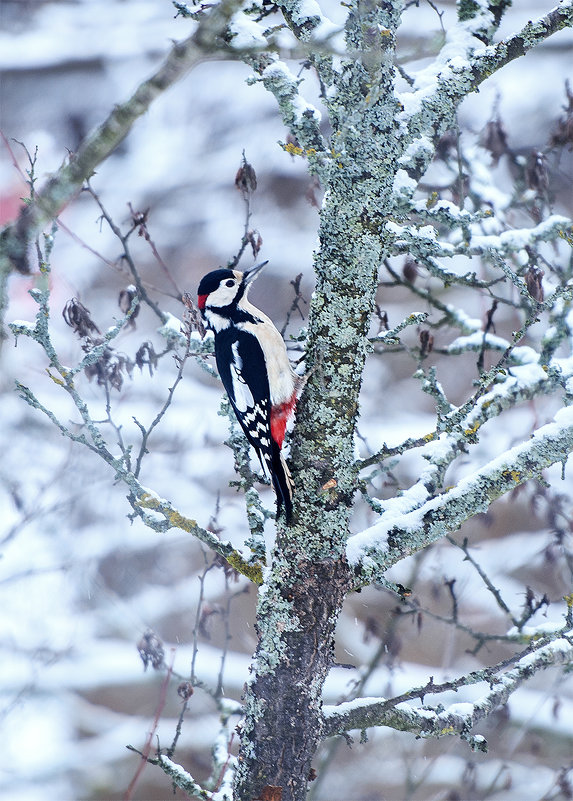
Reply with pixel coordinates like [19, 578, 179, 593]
[225, 279, 235, 287]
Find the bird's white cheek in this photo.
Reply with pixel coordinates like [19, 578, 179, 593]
[209, 286, 237, 306]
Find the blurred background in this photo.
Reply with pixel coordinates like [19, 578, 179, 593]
[1, 1, 573, 799]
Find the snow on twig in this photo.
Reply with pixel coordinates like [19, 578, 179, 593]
[323, 629, 573, 746]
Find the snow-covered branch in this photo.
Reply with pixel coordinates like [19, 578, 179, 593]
[350, 403, 573, 585]
[156, 755, 211, 799]
[456, 0, 512, 42]
[388, 215, 573, 263]
[274, 0, 324, 42]
[369, 311, 428, 345]
[323, 629, 573, 745]
[396, 2, 573, 183]
[469, 1, 573, 90]
[258, 59, 327, 159]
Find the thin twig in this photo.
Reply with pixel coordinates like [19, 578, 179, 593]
[85, 183, 169, 323]
[280, 272, 306, 337]
[124, 651, 175, 801]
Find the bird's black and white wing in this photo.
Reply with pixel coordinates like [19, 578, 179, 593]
[215, 328, 272, 461]
[214, 327, 292, 518]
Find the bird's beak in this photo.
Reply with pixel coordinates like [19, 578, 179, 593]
[243, 260, 269, 286]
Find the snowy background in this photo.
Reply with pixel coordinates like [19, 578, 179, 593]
[1, 1, 573, 799]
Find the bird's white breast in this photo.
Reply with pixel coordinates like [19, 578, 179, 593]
[242, 315, 297, 406]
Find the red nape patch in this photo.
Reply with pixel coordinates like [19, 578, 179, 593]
[197, 294, 208, 310]
[270, 395, 298, 448]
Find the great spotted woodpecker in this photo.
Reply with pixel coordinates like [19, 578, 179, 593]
[197, 262, 301, 522]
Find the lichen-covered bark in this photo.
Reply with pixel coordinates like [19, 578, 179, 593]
[233, 187, 389, 799]
[234, 4, 405, 799]
[233, 175, 390, 799]
[233, 557, 350, 800]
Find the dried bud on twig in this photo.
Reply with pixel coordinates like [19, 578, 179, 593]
[137, 629, 165, 671]
[525, 265, 544, 303]
[305, 175, 321, 208]
[363, 615, 379, 644]
[128, 204, 150, 233]
[374, 304, 389, 332]
[177, 681, 194, 701]
[484, 299, 498, 335]
[235, 159, 257, 197]
[183, 291, 206, 339]
[403, 259, 418, 284]
[84, 345, 132, 391]
[451, 173, 470, 207]
[481, 118, 508, 165]
[62, 299, 100, 337]
[419, 329, 434, 358]
[435, 129, 457, 161]
[551, 115, 573, 149]
[526, 150, 549, 195]
[135, 341, 158, 375]
[247, 229, 263, 258]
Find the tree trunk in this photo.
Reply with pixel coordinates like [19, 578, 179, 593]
[233, 555, 351, 801]
[234, 154, 390, 801]
[234, 6, 403, 789]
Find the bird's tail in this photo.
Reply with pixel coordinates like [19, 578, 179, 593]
[270, 441, 294, 523]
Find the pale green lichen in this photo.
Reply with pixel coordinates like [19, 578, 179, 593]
[254, 586, 300, 674]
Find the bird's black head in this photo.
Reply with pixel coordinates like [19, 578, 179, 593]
[197, 262, 269, 324]
[197, 269, 241, 312]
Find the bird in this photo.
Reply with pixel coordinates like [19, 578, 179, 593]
[197, 261, 301, 523]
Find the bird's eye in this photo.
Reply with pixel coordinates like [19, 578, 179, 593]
[225, 279, 235, 287]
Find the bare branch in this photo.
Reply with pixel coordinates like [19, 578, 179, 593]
[0, 0, 243, 276]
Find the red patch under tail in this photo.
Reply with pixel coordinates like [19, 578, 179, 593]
[270, 394, 298, 448]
